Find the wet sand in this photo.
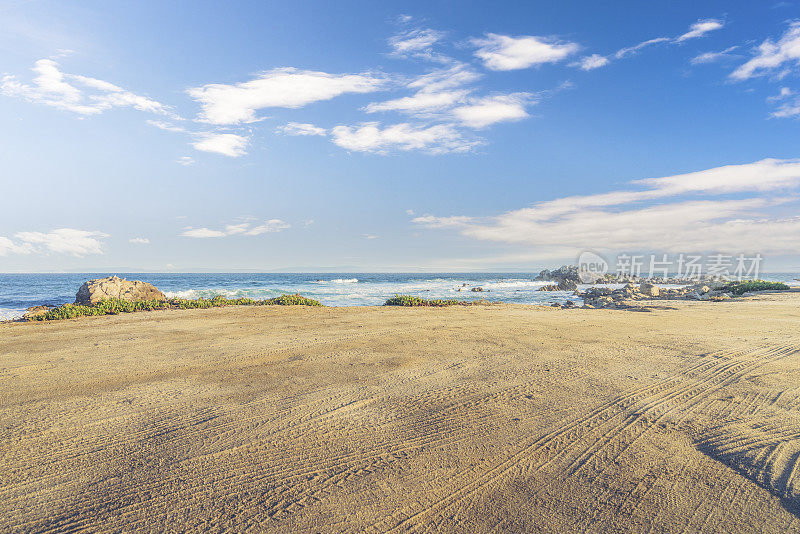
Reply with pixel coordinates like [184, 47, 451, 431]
[2, 293, 800, 532]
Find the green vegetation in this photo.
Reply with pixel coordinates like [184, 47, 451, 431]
[724, 280, 790, 295]
[31, 294, 323, 321]
[384, 294, 465, 307]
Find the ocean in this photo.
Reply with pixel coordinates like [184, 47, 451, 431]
[1, 272, 798, 321]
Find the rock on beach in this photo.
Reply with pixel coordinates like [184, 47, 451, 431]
[75, 276, 166, 305]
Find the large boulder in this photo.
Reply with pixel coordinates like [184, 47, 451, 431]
[639, 282, 660, 297]
[75, 276, 165, 305]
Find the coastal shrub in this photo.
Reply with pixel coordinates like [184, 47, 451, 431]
[384, 294, 462, 307]
[31, 294, 323, 321]
[724, 280, 790, 295]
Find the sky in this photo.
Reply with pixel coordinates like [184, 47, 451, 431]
[2, 0, 800, 272]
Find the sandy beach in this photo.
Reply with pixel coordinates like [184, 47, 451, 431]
[2, 293, 800, 532]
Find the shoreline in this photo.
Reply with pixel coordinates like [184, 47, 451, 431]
[2, 271, 798, 321]
[5, 284, 797, 324]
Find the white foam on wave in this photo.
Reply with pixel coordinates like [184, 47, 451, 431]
[164, 288, 283, 300]
[163, 276, 583, 307]
[480, 279, 550, 290]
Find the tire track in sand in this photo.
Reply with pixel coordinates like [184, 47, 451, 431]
[369, 343, 798, 532]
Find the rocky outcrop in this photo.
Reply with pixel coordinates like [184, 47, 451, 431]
[534, 265, 580, 284]
[536, 264, 725, 286]
[580, 281, 734, 309]
[557, 279, 578, 291]
[75, 276, 165, 305]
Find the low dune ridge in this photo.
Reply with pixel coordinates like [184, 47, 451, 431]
[2, 293, 800, 532]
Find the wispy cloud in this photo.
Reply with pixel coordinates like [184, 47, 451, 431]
[192, 133, 249, 157]
[0, 237, 34, 256]
[614, 37, 672, 60]
[472, 33, 580, 71]
[330, 122, 478, 154]
[573, 54, 610, 71]
[181, 219, 290, 238]
[0, 228, 109, 256]
[768, 87, 800, 118]
[579, 18, 726, 70]
[690, 46, 739, 65]
[147, 119, 186, 132]
[364, 63, 479, 117]
[389, 28, 446, 57]
[187, 68, 387, 125]
[676, 19, 725, 42]
[129, 237, 150, 244]
[1, 59, 175, 117]
[413, 159, 800, 255]
[277, 122, 327, 136]
[731, 21, 800, 80]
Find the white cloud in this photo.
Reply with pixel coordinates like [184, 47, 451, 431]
[3, 228, 109, 256]
[181, 219, 289, 238]
[0, 237, 34, 256]
[452, 93, 532, 129]
[408, 64, 482, 93]
[129, 237, 150, 244]
[363, 234, 379, 239]
[690, 46, 739, 65]
[574, 19, 726, 70]
[769, 87, 800, 117]
[574, 54, 610, 70]
[612, 19, 724, 62]
[365, 89, 469, 114]
[614, 37, 671, 60]
[472, 33, 579, 71]
[192, 133, 249, 157]
[176, 156, 195, 166]
[1, 59, 174, 117]
[388, 27, 453, 63]
[412, 215, 473, 228]
[181, 228, 227, 238]
[147, 119, 186, 132]
[277, 122, 327, 136]
[413, 158, 800, 255]
[330, 122, 477, 154]
[389, 28, 445, 54]
[769, 86, 795, 101]
[365, 63, 480, 116]
[731, 21, 800, 80]
[187, 68, 386, 125]
[243, 219, 291, 235]
[676, 19, 725, 42]
[771, 101, 800, 118]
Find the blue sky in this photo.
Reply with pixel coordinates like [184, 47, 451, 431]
[2, 0, 800, 272]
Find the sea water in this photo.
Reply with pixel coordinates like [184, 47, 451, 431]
[1, 272, 797, 321]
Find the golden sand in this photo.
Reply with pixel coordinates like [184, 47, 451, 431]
[2, 293, 800, 531]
